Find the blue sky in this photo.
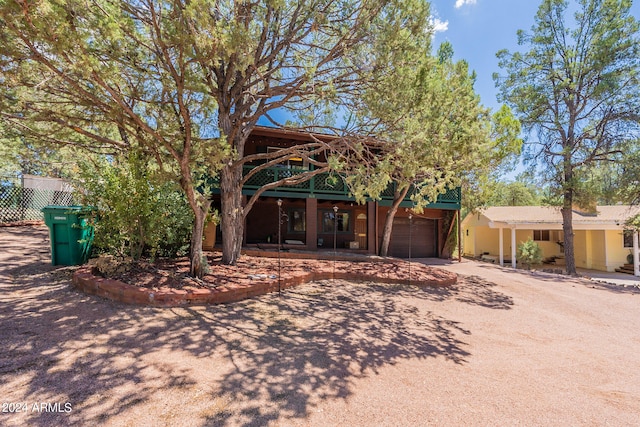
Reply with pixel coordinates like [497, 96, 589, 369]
[429, 0, 640, 113]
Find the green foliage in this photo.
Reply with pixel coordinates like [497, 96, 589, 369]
[351, 35, 522, 211]
[517, 238, 543, 269]
[626, 215, 640, 233]
[617, 140, 640, 205]
[495, 0, 640, 274]
[442, 211, 459, 257]
[76, 152, 194, 260]
[0, 119, 79, 178]
[487, 180, 542, 207]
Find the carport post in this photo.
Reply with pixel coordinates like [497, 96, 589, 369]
[511, 227, 516, 269]
[499, 227, 504, 267]
[634, 230, 639, 277]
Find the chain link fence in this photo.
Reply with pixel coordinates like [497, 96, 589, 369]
[1, 176, 75, 224]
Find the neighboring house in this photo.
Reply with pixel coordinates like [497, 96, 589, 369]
[462, 205, 640, 276]
[208, 126, 461, 258]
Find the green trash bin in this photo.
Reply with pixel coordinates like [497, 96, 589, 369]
[42, 206, 95, 266]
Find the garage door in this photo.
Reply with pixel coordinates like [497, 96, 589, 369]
[389, 217, 437, 258]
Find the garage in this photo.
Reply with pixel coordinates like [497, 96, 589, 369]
[389, 217, 438, 258]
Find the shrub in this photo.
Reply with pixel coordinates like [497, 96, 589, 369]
[76, 151, 194, 260]
[517, 238, 542, 269]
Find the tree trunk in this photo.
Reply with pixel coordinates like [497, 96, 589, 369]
[561, 203, 577, 275]
[189, 202, 210, 278]
[179, 164, 211, 278]
[562, 157, 577, 276]
[220, 164, 245, 265]
[379, 185, 410, 257]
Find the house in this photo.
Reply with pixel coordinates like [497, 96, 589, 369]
[208, 126, 461, 258]
[462, 206, 640, 276]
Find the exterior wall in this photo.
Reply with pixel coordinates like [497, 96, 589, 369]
[235, 195, 455, 257]
[244, 198, 369, 250]
[572, 230, 606, 271]
[463, 225, 563, 261]
[305, 198, 318, 250]
[316, 202, 359, 250]
[588, 230, 607, 271]
[513, 230, 530, 259]
[574, 230, 588, 269]
[462, 214, 479, 256]
[473, 226, 500, 257]
[533, 240, 563, 259]
[462, 226, 475, 256]
[245, 198, 308, 245]
[605, 229, 633, 272]
[367, 202, 377, 254]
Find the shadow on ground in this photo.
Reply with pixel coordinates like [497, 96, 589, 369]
[1, 226, 513, 426]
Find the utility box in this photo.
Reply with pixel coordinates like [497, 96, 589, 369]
[42, 206, 94, 266]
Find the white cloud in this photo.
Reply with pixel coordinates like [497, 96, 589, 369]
[429, 17, 449, 33]
[455, 0, 477, 8]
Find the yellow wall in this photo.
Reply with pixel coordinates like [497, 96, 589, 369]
[574, 230, 588, 268]
[462, 214, 478, 256]
[475, 226, 500, 256]
[463, 224, 560, 261]
[514, 230, 530, 259]
[573, 230, 614, 271]
[535, 240, 563, 259]
[463, 213, 635, 272]
[589, 230, 607, 271]
[462, 213, 492, 257]
[605, 229, 633, 271]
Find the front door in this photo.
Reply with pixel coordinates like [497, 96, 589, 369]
[355, 213, 367, 250]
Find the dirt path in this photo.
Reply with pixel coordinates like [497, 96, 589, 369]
[1, 226, 639, 426]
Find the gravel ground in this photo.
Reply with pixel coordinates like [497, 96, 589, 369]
[1, 225, 639, 426]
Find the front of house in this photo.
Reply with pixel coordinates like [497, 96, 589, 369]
[462, 206, 640, 276]
[209, 126, 461, 258]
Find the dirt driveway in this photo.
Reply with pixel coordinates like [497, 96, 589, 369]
[1, 225, 639, 426]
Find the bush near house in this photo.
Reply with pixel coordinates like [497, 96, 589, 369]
[77, 152, 193, 260]
[517, 238, 542, 270]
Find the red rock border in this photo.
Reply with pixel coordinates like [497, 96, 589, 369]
[72, 261, 457, 307]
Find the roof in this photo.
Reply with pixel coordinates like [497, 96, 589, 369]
[251, 125, 337, 142]
[468, 205, 640, 230]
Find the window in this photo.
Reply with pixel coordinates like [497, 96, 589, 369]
[267, 147, 308, 169]
[623, 230, 635, 248]
[533, 230, 550, 241]
[322, 210, 350, 233]
[289, 209, 306, 233]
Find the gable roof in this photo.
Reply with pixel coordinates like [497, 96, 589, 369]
[468, 205, 640, 230]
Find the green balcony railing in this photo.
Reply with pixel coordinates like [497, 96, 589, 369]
[210, 165, 460, 210]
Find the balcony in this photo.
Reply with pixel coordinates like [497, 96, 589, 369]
[210, 166, 461, 210]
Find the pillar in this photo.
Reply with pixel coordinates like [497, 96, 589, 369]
[306, 197, 318, 250]
[634, 230, 639, 277]
[499, 227, 504, 267]
[367, 201, 376, 255]
[511, 227, 516, 268]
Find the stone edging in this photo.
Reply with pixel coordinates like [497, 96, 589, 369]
[72, 264, 457, 307]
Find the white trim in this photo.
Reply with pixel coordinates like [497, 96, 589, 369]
[488, 221, 623, 231]
[499, 227, 504, 267]
[511, 228, 516, 269]
[634, 231, 639, 277]
[603, 231, 609, 270]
